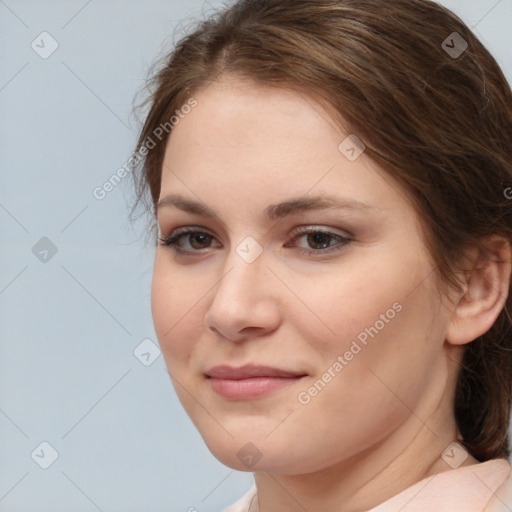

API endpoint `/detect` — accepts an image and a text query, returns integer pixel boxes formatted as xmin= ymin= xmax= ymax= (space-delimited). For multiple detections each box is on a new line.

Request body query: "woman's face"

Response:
xmin=152 ymin=75 xmax=459 ymax=474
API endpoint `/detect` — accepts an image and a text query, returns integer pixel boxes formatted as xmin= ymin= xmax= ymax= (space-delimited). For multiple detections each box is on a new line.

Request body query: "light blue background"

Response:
xmin=1 ymin=1 xmax=511 ymax=511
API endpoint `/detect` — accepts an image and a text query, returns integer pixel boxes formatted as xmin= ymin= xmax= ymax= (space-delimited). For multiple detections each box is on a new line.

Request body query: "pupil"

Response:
xmin=191 ymin=233 xmax=209 ymax=249
xmin=308 ymin=232 xmax=331 ymax=249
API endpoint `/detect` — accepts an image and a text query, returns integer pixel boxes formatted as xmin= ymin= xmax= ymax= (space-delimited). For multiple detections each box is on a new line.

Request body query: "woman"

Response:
xmin=131 ymin=0 xmax=512 ymax=510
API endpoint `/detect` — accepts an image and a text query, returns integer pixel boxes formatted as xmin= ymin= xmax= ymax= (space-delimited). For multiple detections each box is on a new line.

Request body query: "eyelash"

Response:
xmin=158 ymin=226 xmax=353 ymax=257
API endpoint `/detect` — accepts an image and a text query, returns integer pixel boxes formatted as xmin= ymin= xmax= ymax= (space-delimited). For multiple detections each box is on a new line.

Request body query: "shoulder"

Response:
xmin=485 ymin=460 xmax=512 ymax=512
xmin=222 ymin=485 xmax=257 ymax=512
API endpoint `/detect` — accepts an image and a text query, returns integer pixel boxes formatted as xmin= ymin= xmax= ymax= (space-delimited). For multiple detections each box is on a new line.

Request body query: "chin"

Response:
xmin=198 ymin=428 xmax=307 ymax=474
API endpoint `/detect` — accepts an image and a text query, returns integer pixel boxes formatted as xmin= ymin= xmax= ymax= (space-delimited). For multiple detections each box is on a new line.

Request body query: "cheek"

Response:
xmin=151 ymin=255 xmax=203 ymax=366
xmin=282 ymin=258 xmax=409 ymax=357
xmin=289 ymin=252 xmax=443 ymax=398
xmin=285 ymin=278 xmax=445 ymax=463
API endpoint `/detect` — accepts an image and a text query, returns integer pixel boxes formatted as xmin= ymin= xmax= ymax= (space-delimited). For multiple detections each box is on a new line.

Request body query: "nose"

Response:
xmin=204 ymin=246 xmax=281 ymax=342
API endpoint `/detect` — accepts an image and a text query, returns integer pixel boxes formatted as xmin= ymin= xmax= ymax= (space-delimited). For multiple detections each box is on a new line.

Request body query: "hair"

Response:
xmin=131 ymin=0 xmax=512 ymax=461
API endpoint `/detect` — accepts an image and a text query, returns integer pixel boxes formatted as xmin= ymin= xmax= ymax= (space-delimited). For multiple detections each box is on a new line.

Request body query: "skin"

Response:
xmin=151 ymin=74 xmax=510 ymax=511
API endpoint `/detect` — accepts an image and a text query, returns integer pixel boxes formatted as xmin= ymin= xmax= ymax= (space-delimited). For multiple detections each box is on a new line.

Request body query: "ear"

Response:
xmin=446 ymin=235 xmax=511 ymax=346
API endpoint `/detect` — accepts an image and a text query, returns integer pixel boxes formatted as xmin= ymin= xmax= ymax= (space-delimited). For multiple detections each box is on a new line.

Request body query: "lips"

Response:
xmin=205 ymin=364 xmax=307 ymax=379
xmin=205 ymin=364 xmax=307 ymax=400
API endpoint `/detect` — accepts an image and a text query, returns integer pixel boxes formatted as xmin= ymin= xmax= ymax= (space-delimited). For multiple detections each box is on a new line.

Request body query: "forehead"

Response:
xmin=159 ymin=76 xmax=412 ymax=221
xmin=165 ymin=76 xmax=340 ymax=162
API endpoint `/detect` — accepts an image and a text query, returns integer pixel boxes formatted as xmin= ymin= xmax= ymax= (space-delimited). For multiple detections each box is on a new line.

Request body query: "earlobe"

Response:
xmin=446 ymin=236 xmax=511 ymax=346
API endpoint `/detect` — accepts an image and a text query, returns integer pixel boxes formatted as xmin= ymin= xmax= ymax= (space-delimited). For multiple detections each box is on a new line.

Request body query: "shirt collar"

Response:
xmin=369 ymin=459 xmax=510 ymax=512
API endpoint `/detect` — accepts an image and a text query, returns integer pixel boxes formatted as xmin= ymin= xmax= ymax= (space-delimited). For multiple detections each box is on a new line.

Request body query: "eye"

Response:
xmin=158 ymin=227 xmax=220 ymax=253
xmin=286 ymin=227 xmax=352 ymax=256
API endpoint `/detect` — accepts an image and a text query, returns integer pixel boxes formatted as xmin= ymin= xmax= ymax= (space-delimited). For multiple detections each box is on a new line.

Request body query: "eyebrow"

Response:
xmin=156 ymin=194 xmax=379 ymax=221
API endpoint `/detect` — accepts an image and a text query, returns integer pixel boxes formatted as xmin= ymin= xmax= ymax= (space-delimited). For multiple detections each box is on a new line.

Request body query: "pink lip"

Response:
xmin=205 ymin=365 xmax=307 ymax=400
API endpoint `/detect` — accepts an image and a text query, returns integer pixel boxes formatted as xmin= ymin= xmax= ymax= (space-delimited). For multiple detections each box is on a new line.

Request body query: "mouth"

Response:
xmin=205 ymin=364 xmax=308 ymax=400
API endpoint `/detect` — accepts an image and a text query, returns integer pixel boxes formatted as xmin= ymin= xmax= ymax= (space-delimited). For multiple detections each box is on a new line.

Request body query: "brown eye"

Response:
xmin=286 ymin=227 xmax=353 ymax=257
xmin=306 ymin=232 xmax=334 ymax=250
xmin=158 ymin=228 xmax=221 ymax=252
xmin=189 ymin=233 xmax=214 ymax=249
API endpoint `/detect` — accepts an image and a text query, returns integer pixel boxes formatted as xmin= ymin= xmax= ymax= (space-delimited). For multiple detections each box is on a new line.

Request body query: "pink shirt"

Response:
xmin=223 ymin=459 xmax=512 ymax=512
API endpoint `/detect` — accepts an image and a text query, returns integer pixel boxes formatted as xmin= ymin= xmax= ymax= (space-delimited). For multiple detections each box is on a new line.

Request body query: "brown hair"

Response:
xmin=131 ymin=0 xmax=512 ymax=461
